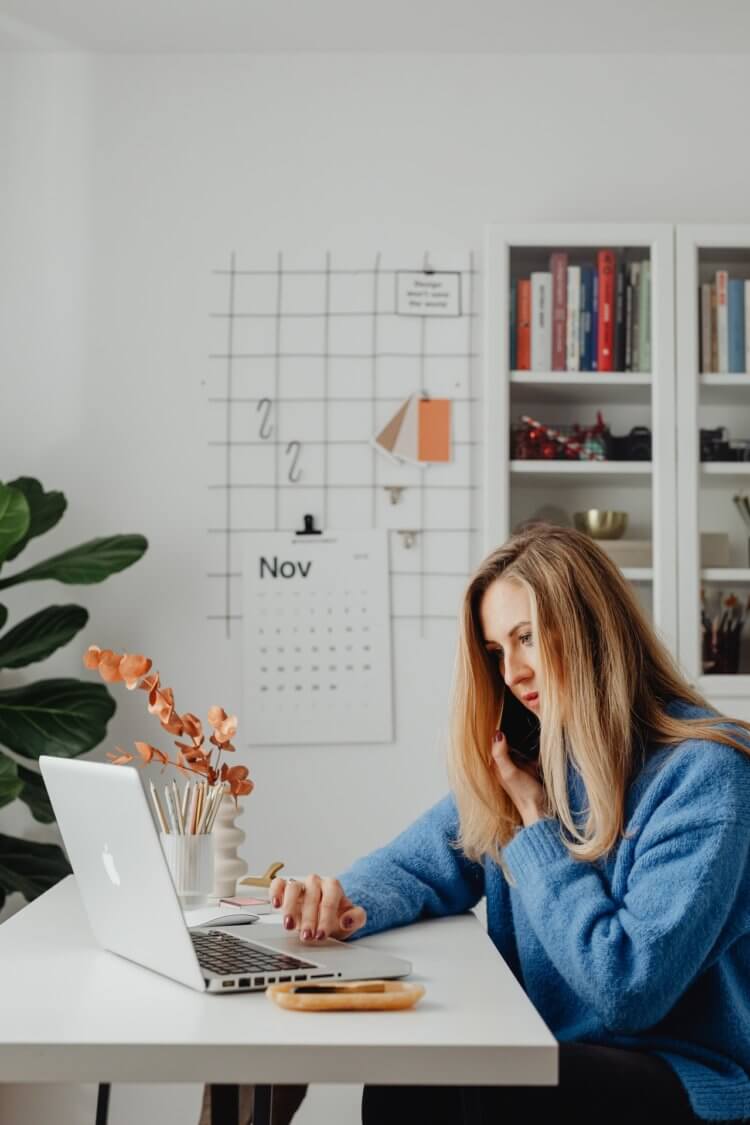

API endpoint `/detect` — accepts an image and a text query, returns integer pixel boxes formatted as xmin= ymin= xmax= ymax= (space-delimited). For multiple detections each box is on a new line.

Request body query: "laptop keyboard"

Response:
xmin=191 ymin=928 xmax=318 ymax=977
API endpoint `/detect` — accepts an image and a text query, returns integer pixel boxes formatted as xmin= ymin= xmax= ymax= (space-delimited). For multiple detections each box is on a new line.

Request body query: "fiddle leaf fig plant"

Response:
xmin=0 ymin=477 xmax=148 ymax=910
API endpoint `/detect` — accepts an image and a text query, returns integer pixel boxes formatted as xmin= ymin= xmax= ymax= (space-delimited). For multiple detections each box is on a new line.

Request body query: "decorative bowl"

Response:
xmin=573 ymin=510 xmax=628 ymax=540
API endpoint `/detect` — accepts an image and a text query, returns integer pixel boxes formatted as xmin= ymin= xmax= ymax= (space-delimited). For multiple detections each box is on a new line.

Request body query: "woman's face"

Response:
xmin=479 ymin=577 xmax=541 ymax=713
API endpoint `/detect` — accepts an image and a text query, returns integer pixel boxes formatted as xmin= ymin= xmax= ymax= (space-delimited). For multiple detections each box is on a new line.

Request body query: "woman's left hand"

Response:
xmin=491 ymin=732 xmax=546 ymax=828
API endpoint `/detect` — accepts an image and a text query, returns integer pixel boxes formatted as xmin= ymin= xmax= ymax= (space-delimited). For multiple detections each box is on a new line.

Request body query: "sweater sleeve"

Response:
xmin=337 ymin=794 xmax=485 ymax=938
xmin=502 ymin=797 xmax=750 ymax=1034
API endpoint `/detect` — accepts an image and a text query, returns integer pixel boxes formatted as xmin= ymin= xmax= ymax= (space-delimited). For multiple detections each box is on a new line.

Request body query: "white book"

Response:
xmin=566 ymin=266 xmax=581 ymax=371
xmin=745 ymin=281 xmax=750 ymax=375
xmin=530 ymin=271 xmax=552 ymax=371
xmin=716 ymin=270 xmax=729 ymax=374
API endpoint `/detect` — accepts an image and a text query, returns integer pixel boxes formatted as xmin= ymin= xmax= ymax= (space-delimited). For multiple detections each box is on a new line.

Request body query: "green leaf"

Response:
xmin=16 ymin=764 xmax=55 ymax=824
xmin=0 ymin=756 xmax=22 ymax=811
xmin=0 ymin=605 xmax=89 ymax=669
xmin=0 ymin=534 xmax=148 ymax=590
xmin=0 ymin=832 xmax=71 ymax=908
xmin=0 ymin=605 xmax=7 ymax=631
xmin=0 ymin=679 xmax=116 ymax=760
xmin=0 ymin=484 xmax=31 ymax=565
xmin=3 ymin=478 xmax=67 ymax=562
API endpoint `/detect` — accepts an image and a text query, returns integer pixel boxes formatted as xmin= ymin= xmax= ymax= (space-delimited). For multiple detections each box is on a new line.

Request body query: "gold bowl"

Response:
xmin=573 ymin=510 xmax=628 ymax=540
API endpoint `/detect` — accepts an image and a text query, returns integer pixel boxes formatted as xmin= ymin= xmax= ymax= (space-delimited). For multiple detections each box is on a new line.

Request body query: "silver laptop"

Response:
xmin=40 ymin=757 xmax=411 ymax=993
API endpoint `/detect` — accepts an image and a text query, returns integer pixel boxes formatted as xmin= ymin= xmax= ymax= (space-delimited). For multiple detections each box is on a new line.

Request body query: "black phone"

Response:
xmin=499 ymin=687 xmax=540 ymax=765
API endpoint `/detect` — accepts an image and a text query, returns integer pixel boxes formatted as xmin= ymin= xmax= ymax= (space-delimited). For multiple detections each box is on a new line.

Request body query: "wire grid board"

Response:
xmin=206 ymin=251 xmax=480 ymax=652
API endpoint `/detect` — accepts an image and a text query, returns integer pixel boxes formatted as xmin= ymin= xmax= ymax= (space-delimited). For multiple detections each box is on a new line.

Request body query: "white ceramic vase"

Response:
xmin=212 ymin=793 xmax=249 ymax=898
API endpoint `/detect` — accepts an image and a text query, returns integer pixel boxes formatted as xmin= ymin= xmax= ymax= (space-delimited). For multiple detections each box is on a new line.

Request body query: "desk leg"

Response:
xmin=210 ymin=1084 xmax=240 ymax=1124
xmin=254 ymin=1084 xmax=273 ymax=1125
xmin=460 ymin=1087 xmax=484 ymax=1125
xmin=95 ymin=1083 xmax=110 ymax=1125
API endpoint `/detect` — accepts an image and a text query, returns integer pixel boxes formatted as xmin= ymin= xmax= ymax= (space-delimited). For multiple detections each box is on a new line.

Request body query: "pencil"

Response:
xmin=163 ymin=784 xmax=178 ymax=834
xmin=149 ymin=780 xmax=169 ymax=834
xmin=188 ymin=782 xmax=199 ymax=834
xmin=171 ymin=779 xmax=184 ymax=834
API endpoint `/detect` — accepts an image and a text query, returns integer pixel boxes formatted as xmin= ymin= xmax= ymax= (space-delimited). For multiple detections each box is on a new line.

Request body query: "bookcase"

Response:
xmin=483 ymin=224 xmax=677 ymax=657
xmin=677 ymin=225 xmax=750 ymax=718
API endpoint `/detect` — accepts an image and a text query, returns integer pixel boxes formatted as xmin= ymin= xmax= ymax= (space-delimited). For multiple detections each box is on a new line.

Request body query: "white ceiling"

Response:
xmin=2 ymin=0 xmax=750 ymax=53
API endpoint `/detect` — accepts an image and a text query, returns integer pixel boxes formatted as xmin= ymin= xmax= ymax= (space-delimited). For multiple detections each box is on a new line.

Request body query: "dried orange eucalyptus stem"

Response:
xmin=83 ymin=646 xmax=254 ymax=802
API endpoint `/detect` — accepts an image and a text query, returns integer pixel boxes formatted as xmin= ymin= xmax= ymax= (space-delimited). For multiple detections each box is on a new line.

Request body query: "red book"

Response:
xmin=516 ymin=279 xmax=531 ymax=370
xmin=550 ymin=253 xmax=568 ymax=370
xmin=596 ymin=250 xmax=616 ymax=371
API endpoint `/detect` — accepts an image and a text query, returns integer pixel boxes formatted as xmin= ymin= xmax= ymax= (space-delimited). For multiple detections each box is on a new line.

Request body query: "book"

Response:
xmin=728 ymin=278 xmax=746 ymax=373
xmin=700 ymin=283 xmax=712 ymax=374
xmin=624 ymin=276 xmax=634 ymax=372
xmin=530 ymin=271 xmax=552 ymax=371
xmin=566 ymin=265 xmax=581 ymax=371
xmin=579 ymin=265 xmax=595 ymax=371
xmin=591 ymin=271 xmax=599 ymax=370
xmin=516 ymin=279 xmax=531 ymax=370
xmin=614 ymin=262 xmax=627 ymax=371
xmin=710 ymin=283 xmax=718 ymax=373
xmin=550 ymin=252 xmax=568 ymax=370
xmin=639 ymin=260 xmax=651 ymax=372
xmin=509 ymin=283 xmax=517 ymax=370
xmin=629 ymin=262 xmax=641 ymax=372
xmin=716 ymin=270 xmax=729 ymax=373
xmin=596 ymin=249 xmax=616 ymax=371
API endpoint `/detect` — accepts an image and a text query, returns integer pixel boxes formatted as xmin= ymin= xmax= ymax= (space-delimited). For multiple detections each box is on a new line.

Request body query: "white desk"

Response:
xmin=0 ymin=877 xmax=557 ymax=1121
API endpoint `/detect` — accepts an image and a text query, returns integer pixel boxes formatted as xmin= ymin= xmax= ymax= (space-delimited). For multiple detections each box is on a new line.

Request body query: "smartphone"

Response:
xmin=499 ymin=686 xmax=540 ymax=765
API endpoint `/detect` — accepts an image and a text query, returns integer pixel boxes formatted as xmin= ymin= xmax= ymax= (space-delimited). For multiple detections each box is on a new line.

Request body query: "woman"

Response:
xmin=271 ymin=523 xmax=750 ymax=1124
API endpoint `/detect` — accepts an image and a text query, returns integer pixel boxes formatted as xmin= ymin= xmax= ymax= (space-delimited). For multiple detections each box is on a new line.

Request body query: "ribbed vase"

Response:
xmin=212 ymin=793 xmax=249 ymax=898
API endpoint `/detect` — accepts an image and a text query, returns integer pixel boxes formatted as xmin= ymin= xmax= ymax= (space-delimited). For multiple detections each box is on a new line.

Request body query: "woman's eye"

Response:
xmin=519 ymin=632 xmax=533 ymax=646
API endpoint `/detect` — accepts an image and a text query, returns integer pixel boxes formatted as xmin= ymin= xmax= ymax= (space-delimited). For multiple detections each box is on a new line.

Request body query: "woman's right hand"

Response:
xmin=269 ymin=875 xmax=367 ymax=943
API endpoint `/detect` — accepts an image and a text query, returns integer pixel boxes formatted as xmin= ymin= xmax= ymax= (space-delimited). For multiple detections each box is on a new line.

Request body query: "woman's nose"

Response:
xmin=505 ymin=654 xmax=531 ymax=687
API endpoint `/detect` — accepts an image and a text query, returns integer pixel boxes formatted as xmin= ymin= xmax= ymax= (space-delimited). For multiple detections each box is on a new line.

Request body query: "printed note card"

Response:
xmin=243 ymin=530 xmax=393 ymax=746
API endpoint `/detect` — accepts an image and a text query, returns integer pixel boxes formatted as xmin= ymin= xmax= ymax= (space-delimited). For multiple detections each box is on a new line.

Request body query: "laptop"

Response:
xmin=39 ymin=756 xmax=411 ymax=993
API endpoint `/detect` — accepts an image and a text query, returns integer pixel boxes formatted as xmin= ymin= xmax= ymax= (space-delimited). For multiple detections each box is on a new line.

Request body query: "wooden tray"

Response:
xmin=266 ymin=979 xmax=425 ymax=1012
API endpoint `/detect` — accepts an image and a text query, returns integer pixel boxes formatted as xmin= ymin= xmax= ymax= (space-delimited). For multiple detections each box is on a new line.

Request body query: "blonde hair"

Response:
xmin=449 ymin=522 xmax=750 ymax=866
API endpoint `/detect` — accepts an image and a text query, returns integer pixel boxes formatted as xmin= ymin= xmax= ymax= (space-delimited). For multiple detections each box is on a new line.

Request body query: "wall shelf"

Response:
xmin=484 ymin=223 xmax=676 ymax=652
xmin=677 ymin=225 xmax=750 ymax=711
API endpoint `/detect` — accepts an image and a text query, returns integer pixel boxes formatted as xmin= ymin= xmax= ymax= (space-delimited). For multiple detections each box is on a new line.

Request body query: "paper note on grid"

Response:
xmin=243 ymin=531 xmax=393 ymax=745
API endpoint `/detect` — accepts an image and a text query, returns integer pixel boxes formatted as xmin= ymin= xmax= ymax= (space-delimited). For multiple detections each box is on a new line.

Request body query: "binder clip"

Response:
xmin=296 ymin=514 xmax=322 ymax=536
xmin=384 ymin=486 xmax=406 ymax=505
xmin=397 ymin=530 xmax=419 ymax=549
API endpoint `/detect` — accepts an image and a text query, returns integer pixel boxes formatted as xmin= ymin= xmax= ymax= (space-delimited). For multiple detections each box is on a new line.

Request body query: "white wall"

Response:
xmin=3 ymin=49 xmax=750 ymax=1125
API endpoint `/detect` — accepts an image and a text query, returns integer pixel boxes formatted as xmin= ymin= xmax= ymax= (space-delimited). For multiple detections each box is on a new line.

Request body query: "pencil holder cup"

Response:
xmin=160 ymin=833 xmax=215 ymax=907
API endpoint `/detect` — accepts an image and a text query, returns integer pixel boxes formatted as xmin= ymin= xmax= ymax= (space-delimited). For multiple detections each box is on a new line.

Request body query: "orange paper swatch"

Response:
xmin=418 ymin=399 xmax=451 ymax=462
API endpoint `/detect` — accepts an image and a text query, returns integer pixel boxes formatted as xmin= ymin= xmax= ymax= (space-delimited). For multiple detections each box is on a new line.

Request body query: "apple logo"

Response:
xmin=101 ymin=844 xmax=121 ymax=886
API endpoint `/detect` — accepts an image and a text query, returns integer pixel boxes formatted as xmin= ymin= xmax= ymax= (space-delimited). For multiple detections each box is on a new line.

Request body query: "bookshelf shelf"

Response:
xmin=701 ymin=568 xmax=750 ymax=582
xmin=677 ymin=225 xmax=750 ymax=710
xmin=485 ymin=222 xmax=676 ymax=652
xmin=701 ymin=463 xmax=750 ymax=476
xmin=622 ymin=568 xmax=653 ymax=582
xmin=510 ymin=460 xmax=651 ymax=482
xmin=698 ymin=674 xmax=750 ymax=701
xmin=510 ymin=372 xmax=652 ymax=405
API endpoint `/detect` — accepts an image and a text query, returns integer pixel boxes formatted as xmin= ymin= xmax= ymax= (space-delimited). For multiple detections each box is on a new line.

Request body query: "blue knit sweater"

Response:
xmin=339 ymin=701 xmax=750 ymax=1121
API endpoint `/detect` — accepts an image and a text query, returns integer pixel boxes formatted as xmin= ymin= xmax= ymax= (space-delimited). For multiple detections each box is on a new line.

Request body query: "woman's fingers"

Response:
xmin=270 ymin=875 xmax=367 ymax=941
xmin=269 ymin=876 xmax=286 ymax=909
xmin=281 ymin=878 xmax=305 ymax=931
xmin=317 ymin=877 xmax=344 ymax=939
xmin=334 ymin=902 xmax=367 ymax=939
xmin=299 ymin=875 xmax=323 ymax=940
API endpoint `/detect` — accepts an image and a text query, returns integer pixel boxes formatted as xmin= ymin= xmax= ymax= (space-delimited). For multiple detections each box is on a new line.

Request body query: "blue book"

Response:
xmin=591 ymin=272 xmax=599 ymax=371
xmin=510 ymin=282 xmax=517 ymax=369
xmin=579 ymin=266 xmax=595 ymax=371
xmin=728 ymin=278 xmax=746 ymax=373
